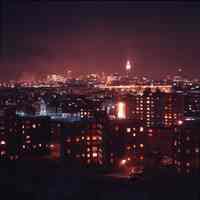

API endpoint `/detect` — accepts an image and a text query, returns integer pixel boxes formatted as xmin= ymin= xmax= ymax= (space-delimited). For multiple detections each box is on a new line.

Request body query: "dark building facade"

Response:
xmin=173 ymin=119 xmax=200 ymax=174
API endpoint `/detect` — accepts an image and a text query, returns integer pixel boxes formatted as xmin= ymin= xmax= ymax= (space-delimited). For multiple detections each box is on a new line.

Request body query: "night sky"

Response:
xmin=1 ymin=2 xmax=200 ymax=81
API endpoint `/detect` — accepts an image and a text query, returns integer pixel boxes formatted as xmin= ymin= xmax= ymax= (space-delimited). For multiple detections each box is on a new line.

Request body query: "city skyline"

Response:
xmin=2 ymin=2 xmax=200 ymax=81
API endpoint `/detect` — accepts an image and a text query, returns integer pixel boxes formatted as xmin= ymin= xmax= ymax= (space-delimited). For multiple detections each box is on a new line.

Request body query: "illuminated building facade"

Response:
xmin=173 ymin=119 xmax=200 ymax=174
xmin=0 ymin=114 xmax=21 ymax=160
xmin=0 ymin=114 xmax=51 ymax=160
xmin=17 ymin=115 xmax=51 ymax=157
xmin=126 ymin=91 xmax=184 ymax=127
xmin=184 ymin=91 xmax=200 ymax=116
xmin=104 ymin=120 xmax=147 ymax=168
xmin=62 ymin=120 xmax=104 ymax=167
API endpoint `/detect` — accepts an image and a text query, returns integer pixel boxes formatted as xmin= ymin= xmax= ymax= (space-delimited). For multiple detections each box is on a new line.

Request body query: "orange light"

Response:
xmin=140 ymin=156 xmax=144 ymax=160
xmin=92 ymin=136 xmax=97 ymax=140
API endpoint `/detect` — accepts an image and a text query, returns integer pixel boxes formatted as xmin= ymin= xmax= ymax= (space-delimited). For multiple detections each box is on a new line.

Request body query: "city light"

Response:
xmin=120 ymin=159 xmax=127 ymax=165
xmin=117 ymin=102 xmax=126 ymax=119
xmin=178 ymin=120 xmax=183 ymax=125
xmin=126 ymin=60 xmax=131 ymax=71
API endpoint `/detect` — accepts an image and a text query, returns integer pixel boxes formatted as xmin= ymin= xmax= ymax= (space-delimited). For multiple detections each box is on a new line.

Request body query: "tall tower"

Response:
xmin=126 ymin=59 xmax=132 ymax=77
xmin=40 ymin=98 xmax=47 ymax=116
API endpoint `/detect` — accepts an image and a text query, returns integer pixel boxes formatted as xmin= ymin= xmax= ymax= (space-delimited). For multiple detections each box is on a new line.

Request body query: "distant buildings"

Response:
xmin=0 ymin=70 xmax=199 ymax=175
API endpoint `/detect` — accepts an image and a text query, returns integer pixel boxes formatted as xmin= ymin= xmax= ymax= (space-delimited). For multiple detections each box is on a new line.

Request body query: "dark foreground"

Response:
xmin=0 ymin=160 xmax=199 ymax=200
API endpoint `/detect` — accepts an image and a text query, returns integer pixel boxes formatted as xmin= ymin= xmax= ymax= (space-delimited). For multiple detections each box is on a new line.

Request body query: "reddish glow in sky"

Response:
xmin=1 ymin=2 xmax=200 ymax=80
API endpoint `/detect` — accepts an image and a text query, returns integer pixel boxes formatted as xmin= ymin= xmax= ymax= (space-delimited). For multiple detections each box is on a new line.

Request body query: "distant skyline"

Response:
xmin=1 ymin=2 xmax=200 ymax=80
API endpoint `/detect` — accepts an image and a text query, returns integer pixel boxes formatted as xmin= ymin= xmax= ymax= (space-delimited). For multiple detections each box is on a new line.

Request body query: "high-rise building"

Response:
xmin=173 ymin=118 xmax=200 ymax=174
xmin=125 ymin=60 xmax=132 ymax=77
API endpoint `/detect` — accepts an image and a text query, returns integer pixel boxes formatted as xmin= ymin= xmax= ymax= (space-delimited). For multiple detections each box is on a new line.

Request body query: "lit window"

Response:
xmin=0 ymin=140 xmax=6 ymax=145
xmin=87 ymin=153 xmax=90 ymax=158
xmin=86 ymin=136 xmax=90 ymax=140
xmin=133 ymin=133 xmax=136 ymax=137
xmin=120 ymin=159 xmax=127 ymax=165
xmin=38 ymin=144 xmax=42 ymax=147
xmin=67 ymin=138 xmax=71 ymax=143
xmin=76 ymin=137 xmax=80 ymax=142
xmin=174 ymin=140 xmax=177 ymax=146
xmin=0 ymin=150 xmax=6 ymax=156
xmin=92 ymin=152 xmax=98 ymax=158
xmin=186 ymin=162 xmax=190 ymax=167
xmin=92 ymin=146 xmax=98 ymax=151
xmin=127 ymin=146 xmax=131 ymax=150
xmin=140 ymin=127 xmax=144 ymax=132
xmin=126 ymin=128 xmax=131 ymax=133
xmin=140 ymin=156 xmax=144 ymax=160
xmin=186 ymin=136 xmax=190 ymax=141
xmin=140 ymin=144 xmax=144 ymax=148
xmin=92 ymin=136 xmax=97 ymax=140
xmin=81 ymin=136 xmax=85 ymax=140
xmin=87 ymin=148 xmax=90 ymax=152
xmin=195 ymin=148 xmax=199 ymax=153
xmin=26 ymin=135 xmax=30 ymax=139
xmin=133 ymin=144 xmax=136 ymax=148
xmin=32 ymin=124 xmax=36 ymax=128
xmin=177 ymin=120 xmax=183 ymax=125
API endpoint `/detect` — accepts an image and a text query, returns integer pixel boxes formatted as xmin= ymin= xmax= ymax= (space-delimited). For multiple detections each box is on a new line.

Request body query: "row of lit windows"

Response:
xmin=67 ymin=150 xmax=102 ymax=159
xmin=66 ymin=135 xmax=102 ymax=143
xmin=126 ymin=144 xmax=144 ymax=150
xmin=176 ymin=148 xmax=199 ymax=154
